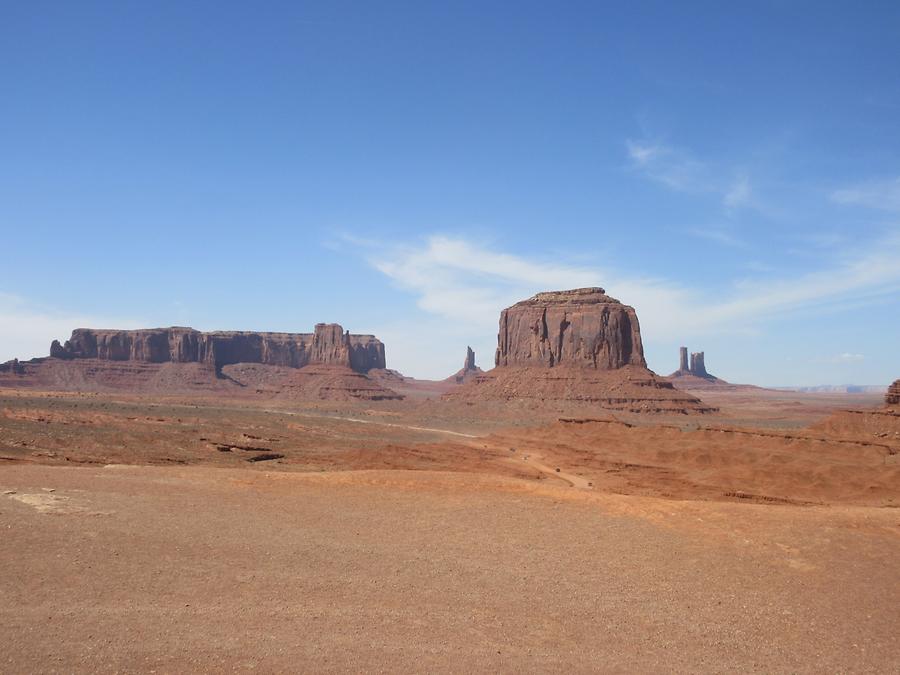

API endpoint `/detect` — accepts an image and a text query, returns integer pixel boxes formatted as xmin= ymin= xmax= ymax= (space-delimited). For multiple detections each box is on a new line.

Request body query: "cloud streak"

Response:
xmin=626 ymin=139 xmax=755 ymax=213
xmin=355 ymin=232 xmax=900 ymax=350
xmin=832 ymin=176 xmax=900 ymax=212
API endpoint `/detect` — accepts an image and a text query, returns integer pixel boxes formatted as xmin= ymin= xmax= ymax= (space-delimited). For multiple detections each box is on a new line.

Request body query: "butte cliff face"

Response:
xmin=495 ymin=288 xmax=646 ymax=370
xmin=49 ymin=323 xmax=385 ymax=373
xmin=886 ymin=380 xmax=900 ymax=407
xmin=449 ymin=288 xmax=715 ymax=414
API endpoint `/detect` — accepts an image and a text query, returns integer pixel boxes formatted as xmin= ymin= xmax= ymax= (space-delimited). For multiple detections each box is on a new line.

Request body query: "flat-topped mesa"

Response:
xmin=48 ymin=324 xmax=386 ymax=373
xmin=886 ymin=379 xmax=900 ymax=407
xmin=495 ymin=287 xmax=646 ymax=370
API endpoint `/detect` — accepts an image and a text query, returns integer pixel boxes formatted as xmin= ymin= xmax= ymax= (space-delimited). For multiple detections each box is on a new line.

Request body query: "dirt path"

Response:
xmin=520 ymin=453 xmax=593 ymax=488
xmin=264 ymin=409 xmax=480 ymax=438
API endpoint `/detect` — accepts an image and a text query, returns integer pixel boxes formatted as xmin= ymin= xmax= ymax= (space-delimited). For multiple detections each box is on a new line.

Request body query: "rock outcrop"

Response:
xmin=887 ymin=380 xmax=900 ymax=407
xmin=464 ymin=346 xmax=476 ymax=372
xmin=0 ymin=358 xmax=23 ymax=375
xmin=495 ymin=288 xmax=646 ymax=370
xmin=679 ymin=347 xmax=689 ymax=373
xmin=689 ymin=352 xmax=708 ymax=378
xmin=445 ymin=346 xmax=484 ymax=384
xmin=449 ymin=288 xmax=715 ymax=414
xmin=48 ymin=324 xmax=385 ymax=373
xmin=669 ymin=347 xmax=720 ymax=381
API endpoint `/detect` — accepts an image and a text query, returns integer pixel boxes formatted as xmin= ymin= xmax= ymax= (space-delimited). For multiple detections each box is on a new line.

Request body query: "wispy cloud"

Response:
xmin=684 ymin=227 xmax=748 ymax=248
xmin=625 ymin=140 xmax=708 ymax=194
xmin=0 ymin=293 xmax=143 ymax=361
xmin=723 ymin=174 xmax=752 ymax=209
xmin=831 ymin=176 xmax=900 ymax=212
xmin=626 ymin=138 xmax=756 ymax=212
xmin=370 ymin=236 xmax=602 ymax=326
xmin=349 ymin=231 xmax=900 ymax=348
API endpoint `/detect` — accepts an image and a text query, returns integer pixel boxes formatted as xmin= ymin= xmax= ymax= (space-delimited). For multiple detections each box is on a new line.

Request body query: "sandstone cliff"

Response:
xmin=49 ymin=323 xmax=385 ymax=373
xmin=495 ymin=288 xmax=646 ymax=370
xmin=886 ymin=380 xmax=900 ymax=407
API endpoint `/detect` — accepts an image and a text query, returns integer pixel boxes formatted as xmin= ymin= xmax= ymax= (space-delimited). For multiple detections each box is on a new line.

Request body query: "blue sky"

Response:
xmin=2 ymin=1 xmax=899 ymax=385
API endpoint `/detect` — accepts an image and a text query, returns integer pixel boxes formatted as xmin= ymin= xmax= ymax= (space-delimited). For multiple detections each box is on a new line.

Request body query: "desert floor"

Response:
xmin=2 ymin=387 xmax=899 ymax=672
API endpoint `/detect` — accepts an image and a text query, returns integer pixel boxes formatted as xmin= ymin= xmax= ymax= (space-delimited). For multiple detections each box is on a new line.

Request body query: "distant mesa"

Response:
xmin=448 ymin=287 xmax=716 ymax=414
xmin=887 ymin=379 xmax=900 ymax=407
xmin=1 ymin=323 xmax=402 ymax=401
xmin=48 ymin=323 xmax=385 ymax=373
xmin=445 ymin=346 xmax=484 ymax=384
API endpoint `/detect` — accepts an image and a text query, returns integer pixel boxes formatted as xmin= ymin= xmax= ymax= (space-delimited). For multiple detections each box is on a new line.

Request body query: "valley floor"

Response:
xmin=1 ymin=387 xmax=899 ymax=672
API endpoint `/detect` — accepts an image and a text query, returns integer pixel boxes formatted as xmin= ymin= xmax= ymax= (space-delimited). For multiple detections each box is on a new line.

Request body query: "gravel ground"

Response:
xmin=2 ymin=464 xmax=898 ymax=673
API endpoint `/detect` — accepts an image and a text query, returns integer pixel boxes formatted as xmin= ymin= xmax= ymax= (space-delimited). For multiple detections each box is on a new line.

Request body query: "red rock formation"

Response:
xmin=669 ymin=347 xmax=723 ymax=383
xmin=15 ymin=323 xmax=398 ymax=400
xmin=495 ymin=288 xmax=646 ymax=370
xmin=886 ymin=380 xmax=900 ymax=406
xmin=47 ymin=324 xmax=386 ymax=373
xmin=689 ymin=352 xmax=708 ymax=378
xmin=464 ymin=346 xmax=476 ymax=372
xmin=450 ymin=288 xmax=715 ymax=414
xmin=679 ymin=347 xmax=689 ymax=373
xmin=0 ymin=358 xmax=23 ymax=375
xmin=445 ymin=346 xmax=484 ymax=384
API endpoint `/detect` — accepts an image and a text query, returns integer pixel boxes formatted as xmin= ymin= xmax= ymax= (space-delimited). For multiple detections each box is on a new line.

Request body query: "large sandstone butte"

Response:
xmin=1 ymin=323 xmax=401 ymax=401
xmin=450 ymin=288 xmax=715 ymax=414
xmin=49 ymin=323 xmax=385 ymax=373
xmin=886 ymin=379 xmax=900 ymax=407
xmin=495 ymin=288 xmax=645 ymax=369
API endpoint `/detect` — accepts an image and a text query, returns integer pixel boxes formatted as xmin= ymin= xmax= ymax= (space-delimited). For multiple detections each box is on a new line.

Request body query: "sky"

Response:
xmin=2 ymin=1 xmax=899 ymax=386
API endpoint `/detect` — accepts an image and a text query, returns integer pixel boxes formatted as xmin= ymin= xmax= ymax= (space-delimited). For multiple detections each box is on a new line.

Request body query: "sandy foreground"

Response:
xmin=2 ymin=462 xmax=898 ymax=673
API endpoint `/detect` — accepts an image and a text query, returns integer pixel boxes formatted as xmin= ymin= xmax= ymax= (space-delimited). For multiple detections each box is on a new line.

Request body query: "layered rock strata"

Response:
xmin=49 ymin=323 xmax=385 ymax=373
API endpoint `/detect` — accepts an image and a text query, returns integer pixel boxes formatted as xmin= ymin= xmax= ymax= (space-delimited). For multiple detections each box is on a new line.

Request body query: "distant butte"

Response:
xmin=886 ymin=379 xmax=900 ymax=407
xmin=668 ymin=346 xmax=725 ymax=383
xmin=445 ymin=346 xmax=484 ymax=384
xmin=448 ymin=287 xmax=716 ymax=414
